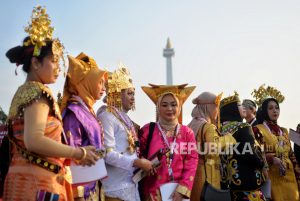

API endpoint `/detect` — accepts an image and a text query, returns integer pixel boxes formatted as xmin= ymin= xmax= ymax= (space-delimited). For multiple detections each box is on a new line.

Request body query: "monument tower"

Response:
xmin=163 ymin=38 xmax=175 ymax=85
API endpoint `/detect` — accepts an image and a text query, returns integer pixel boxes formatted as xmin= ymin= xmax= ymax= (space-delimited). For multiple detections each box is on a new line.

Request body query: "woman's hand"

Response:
xmin=172 ymin=192 xmax=184 ymax=201
xmin=74 ymin=146 xmax=99 ymax=166
xmin=148 ymin=167 xmax=157 ymax=176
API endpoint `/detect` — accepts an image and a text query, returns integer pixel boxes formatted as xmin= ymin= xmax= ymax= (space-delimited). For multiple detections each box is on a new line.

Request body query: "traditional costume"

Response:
xmin=97 ymin=66 xmax=140 ymax=201
xmin=188 ymin=92 xmax=236 ymax=201
xmin=252 ymin=84 xmax=300 ymax=201
xmin=220 ymin=92 xmax=266 ymax=201
xmin=3 ymin=6 xmax=73 ymax=200
xmin=139 ymin=84 xmax=198 ymax=201
xmin=61 ymin=53 xmax=107 ymax=200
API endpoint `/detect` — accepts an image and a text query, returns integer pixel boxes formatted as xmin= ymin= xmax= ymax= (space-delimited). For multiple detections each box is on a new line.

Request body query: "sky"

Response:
xmin=0 ymin=0 xmax=300 ymax=129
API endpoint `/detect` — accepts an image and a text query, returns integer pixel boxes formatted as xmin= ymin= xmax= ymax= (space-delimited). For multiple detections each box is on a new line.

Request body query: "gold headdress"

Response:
xmin=107 ymin=63 xmax=134 ymax=111
xmin=251 ymin=84 xmax=285 ymax=106
xmin=215 ymin=92 xmax=223 ymax=107
xmin=220 ymin=91 xmax=240 ymax=109
xmin=215 ymin=92 xmax=223 ymax=129
xmin=23 ymin=6 xmax=65 ymax=66
xmin=141 ymin=84 xmax=196 ymax=123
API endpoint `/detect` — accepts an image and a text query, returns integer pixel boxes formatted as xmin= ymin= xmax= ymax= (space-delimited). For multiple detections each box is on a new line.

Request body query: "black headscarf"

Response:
xmin=220 ymin=101 xmax=243 ymax=123
xmin=256 ymin=98 xmax=279 ymax=124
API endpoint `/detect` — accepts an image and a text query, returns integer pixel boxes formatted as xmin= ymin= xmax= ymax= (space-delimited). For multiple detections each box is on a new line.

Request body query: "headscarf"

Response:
xmin=188 ymin=92 xmax=217 ymax=135
xmin=157 ymin=93 xmax=180 ymax=126
xmin=60 ymin=52 xmax=106 ymax=114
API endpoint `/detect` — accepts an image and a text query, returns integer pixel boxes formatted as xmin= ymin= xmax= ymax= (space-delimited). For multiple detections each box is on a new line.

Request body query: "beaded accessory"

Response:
xmin=157 ymin=122 xmax=180 ymax=181
xmin=110 ymin=107 xmax=139 ymax=155
xmin=8 ymin=81 xmax=61 ymax=121
xmin=7 ymin=120 xmax=61 ymax=174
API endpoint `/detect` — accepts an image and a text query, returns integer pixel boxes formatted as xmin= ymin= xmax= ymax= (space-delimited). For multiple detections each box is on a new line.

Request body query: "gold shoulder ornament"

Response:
xmin=8 ymin=81 xmax=61 ymax=121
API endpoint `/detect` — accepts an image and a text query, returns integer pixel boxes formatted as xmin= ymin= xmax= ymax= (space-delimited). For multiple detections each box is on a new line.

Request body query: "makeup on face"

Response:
xmin=121 ymin=88 xmax=135 ymax=112
xmin=267 ymin=101 xmax=280 ymax=121
xmin=159 ymin=94 xmax=180 ymax=122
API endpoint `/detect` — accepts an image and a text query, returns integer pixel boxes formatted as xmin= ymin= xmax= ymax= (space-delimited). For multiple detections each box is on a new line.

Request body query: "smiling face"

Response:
xmin=121 ymin=88 xmax=135 ymax=112
xmin=32 ymin=54 xmax=61 ymax=84
xmin=267 ymin=100 xmax=280 ymax=121
xmin=158 ymin=94 xmax=180 ymax=122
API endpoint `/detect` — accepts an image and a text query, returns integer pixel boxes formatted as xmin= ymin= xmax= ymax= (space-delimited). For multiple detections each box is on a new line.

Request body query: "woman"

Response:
xmin=140 ymin=84 xmax=198 ymax=201
xmin=3 ymin=6 xmax=98 ymax=201
xmin=188 ymin=92 xmax=236 ymax=201
xmin=252 ymin=85 xmax=300 ymax=201
xmin=61 ymin=52 xmax=107 ymax=200
xmin=220 ymin=92 xmax=266 ymax=201
xmin=97 ymin=67 xmax=152 ymax=201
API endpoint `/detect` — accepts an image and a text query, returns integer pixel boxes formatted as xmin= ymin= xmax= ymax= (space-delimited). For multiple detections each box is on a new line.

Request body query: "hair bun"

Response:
xmin=6 ymin=46 xmax=25 ymax=65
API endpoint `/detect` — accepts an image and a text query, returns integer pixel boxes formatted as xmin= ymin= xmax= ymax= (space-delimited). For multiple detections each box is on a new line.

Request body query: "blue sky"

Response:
xmin=1 ymin=0 xmax=300 ymax=129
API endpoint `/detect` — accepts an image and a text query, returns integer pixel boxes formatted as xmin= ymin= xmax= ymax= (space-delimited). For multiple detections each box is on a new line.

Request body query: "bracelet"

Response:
xmin=79 ymin=147 xmax=87 ymax=160
xmin=76 ymin=186 xmax=84 ymax=198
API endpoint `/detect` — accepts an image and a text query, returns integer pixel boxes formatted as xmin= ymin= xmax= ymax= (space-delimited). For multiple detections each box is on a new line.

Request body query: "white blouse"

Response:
xmin=97 ymin=107 xmax=140 ymax=201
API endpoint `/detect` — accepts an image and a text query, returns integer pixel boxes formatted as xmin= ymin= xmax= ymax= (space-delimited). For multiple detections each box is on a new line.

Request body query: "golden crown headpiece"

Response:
xmin=141 ymin=84 xmax=196 ymax=124
xmin=251 ymin=84 xmax=285 ymax=106
xmin=23 ymin=6 xmax=65 ymax=66
xmin=220 ymin=91 xmax=240 ymax=108
xmin=107 ymin=64 xmax=134 ymax=111
xmin=141 ymin=84 xmax=195 ymax=105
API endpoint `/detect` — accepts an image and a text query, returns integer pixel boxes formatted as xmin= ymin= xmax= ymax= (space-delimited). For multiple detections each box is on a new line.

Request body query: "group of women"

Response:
xmin=189 ymin=90 xmax=300 ymax=201
xmin=1 ymin=5 xmax=300 ymax=201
